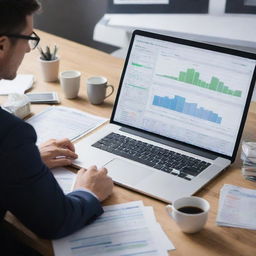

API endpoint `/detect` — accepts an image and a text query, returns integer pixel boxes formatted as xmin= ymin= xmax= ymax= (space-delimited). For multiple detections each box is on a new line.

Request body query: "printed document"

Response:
xmin=26 ymin=106 xmax=108 ymax=145
xmin=51 ymin=167 xmax=76 ymax=194
xmin=216 ymin=184 xmax=256 ymax=230
xmin=0 ymin=74 xmax=34 ymax=95
xmin=53 ymin=201 xmax=174 ymax=256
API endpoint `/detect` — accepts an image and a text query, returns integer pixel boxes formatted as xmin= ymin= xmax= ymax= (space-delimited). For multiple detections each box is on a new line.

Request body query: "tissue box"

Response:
xmin=2 ymin=93 xmax=31 ymax=119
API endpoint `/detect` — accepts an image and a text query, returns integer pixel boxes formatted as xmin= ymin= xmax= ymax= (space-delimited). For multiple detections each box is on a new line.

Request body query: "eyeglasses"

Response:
xmin=2 ymin=31 xmax=40 ymax=50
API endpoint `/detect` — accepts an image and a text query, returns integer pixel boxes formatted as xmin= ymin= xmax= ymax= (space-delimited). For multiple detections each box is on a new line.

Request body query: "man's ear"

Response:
xmin=0 ymin=36 xmax=10 ymax=57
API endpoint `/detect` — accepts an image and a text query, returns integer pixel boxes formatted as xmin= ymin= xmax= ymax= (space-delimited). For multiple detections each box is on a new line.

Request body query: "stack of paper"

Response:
xmin=216 ymin=184 xmax=256 ymax=230
xmin=241 ymin=142 xmax=256 ymax=182
xmin=0 ymin=74 xmax=34 ymax=95
xmin=53 ymin=201 xmax=175 ymax=256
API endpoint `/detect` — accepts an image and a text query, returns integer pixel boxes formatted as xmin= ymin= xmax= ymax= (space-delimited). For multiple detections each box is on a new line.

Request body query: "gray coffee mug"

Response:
xmin=87 ymin=76 xmax=114 ymax=105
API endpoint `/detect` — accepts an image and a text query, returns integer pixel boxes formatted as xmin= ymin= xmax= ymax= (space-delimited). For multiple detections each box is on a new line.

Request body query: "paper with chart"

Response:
xmin=0 ymin=74 xmax=34 ymax=95
xmin=26 ymin=106 xmax=108 ymax=145
xmin=51 ymin=167 xmax=76 ymax=194
xmin=216 ymin=184 xmax=256 ymax=230
xmin=53 ymin=201 xmax=175 ymax=256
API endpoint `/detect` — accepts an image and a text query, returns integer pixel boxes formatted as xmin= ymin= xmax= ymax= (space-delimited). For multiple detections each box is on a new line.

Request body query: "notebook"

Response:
xmin=73 ymin=30 xmax=256 ymax=203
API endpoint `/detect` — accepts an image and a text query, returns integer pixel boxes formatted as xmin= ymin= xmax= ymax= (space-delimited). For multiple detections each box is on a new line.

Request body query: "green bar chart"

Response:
xmin=156 ymin=68 xmax=242 ymax=97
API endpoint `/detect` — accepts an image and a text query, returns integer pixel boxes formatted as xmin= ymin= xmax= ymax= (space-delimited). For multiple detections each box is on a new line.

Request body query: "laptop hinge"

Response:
xmin=120 ymin=127 xmax=218 ymax=160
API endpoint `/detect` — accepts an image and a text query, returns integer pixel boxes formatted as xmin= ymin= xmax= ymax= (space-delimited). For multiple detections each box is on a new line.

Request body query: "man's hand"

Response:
xmin=74 ymin=166 xmax=114 ymax=202
xmin=39 ymin=138 xmax=78 ymax=169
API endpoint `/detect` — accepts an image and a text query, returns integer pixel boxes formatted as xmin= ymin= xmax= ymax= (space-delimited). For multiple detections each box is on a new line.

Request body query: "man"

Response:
xmin=0 ymin=0 xmax=113 ymax=253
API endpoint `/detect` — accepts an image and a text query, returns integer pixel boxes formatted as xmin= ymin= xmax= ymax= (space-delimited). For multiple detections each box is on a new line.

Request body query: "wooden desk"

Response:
xmin=1 ymin=30 xmax=256 ymax=256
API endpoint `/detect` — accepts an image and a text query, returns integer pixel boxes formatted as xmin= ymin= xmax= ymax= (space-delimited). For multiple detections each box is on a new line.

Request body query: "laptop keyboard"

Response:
xmin=92 ymin=133 xmax=211 ymax=181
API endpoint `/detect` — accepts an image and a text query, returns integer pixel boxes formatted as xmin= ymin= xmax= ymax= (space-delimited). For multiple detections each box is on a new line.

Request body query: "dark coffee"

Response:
xmin=177 ymin=206 xmax=204 ymax=214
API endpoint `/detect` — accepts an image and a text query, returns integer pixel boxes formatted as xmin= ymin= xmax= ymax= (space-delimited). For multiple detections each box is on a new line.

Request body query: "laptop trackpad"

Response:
xmin=104 ymin=158 xmax=154 ymax=186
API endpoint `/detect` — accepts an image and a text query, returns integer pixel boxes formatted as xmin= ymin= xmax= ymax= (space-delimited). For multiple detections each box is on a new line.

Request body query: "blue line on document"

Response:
xmin=71 ymin=239 xmax=149 ymax=252
xmin=96 ymin=213 xmax=143 ymax=223
xmin=104 ymin=240 xmax=147 ymax=248
xmin=71 ymin=241 xmax=112 ymax=250
xmin=70 ymin=228 xmax=147 ymax=243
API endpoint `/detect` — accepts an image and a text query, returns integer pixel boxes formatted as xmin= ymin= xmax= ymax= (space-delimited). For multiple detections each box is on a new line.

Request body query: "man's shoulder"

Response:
xmin=0 ymin=106 xmax=25 ymax=125
xmin=0 ymin=107 xmax=36 ymax=143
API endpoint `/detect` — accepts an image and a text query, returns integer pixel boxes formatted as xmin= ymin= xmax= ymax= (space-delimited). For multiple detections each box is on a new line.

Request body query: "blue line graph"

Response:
xmin=153 ymin=95 xmax=222 ymax=124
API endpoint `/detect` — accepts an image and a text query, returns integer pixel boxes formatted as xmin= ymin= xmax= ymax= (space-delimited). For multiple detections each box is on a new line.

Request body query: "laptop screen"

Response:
xmin=113 ymin=32 xmax=256 ymax=158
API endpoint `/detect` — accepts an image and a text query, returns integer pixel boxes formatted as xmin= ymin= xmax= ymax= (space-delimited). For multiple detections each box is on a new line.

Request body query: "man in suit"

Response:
xmin=0 ymin=0 xmax=113 ymax=254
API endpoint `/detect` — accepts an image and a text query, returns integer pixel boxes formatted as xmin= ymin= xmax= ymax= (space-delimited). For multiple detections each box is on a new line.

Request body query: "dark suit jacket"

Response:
xmin=0 ymin=107 xmax=103 ymax=239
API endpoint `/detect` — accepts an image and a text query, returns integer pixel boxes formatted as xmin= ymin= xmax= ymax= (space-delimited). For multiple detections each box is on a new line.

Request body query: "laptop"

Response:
xmin=73 ymin=30 xmax=256 ymax=203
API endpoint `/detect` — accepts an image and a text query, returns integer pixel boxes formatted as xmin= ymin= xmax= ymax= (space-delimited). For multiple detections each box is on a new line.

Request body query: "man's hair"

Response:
xmin=0 ymin=0 xmax=40 ymax=35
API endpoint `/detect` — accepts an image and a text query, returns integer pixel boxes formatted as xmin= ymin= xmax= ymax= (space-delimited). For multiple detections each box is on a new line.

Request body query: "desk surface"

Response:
xmin=1 ymin=30 xmax=256 ymax=256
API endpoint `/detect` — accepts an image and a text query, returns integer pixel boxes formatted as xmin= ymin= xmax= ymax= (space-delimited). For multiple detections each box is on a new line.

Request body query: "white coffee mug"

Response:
xmin=60 ymin=70 xmax=81 ymax=99
xmin=87 ymin=76 xmax=114 ymax=105
xmin=166 ymin=196 xmax=210 ymax=233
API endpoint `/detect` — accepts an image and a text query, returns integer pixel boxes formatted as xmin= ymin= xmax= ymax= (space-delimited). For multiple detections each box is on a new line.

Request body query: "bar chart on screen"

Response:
xmin=152 ymin=94 xmax=223 ymax=124
xmin=156 ymin=68 xmax=242 ymax=98
xmin=149 ymin=82 xmax=240 ymax=130
xmin=146 ymin=83 xmax=243 ymax=155
xmin=153 ymin=52 xmax=250 ymax=105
